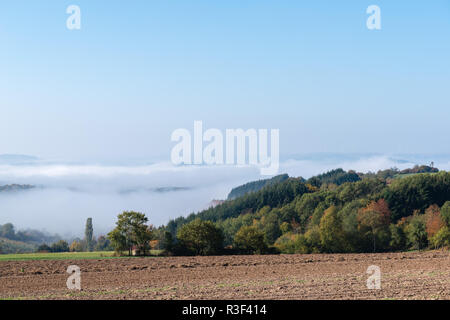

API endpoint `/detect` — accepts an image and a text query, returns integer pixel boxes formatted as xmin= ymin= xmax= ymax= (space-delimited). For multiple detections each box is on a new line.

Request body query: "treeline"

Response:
xmin=0 ymin=223 xmax=62 ymax=253
xmin=149 ymin=168 xmax=450 ymax=255
xmin=0 ymin=223 xmax=60 ymax=244
xmin=227 ymin=174 xmax=289 ymax=200
xmin=0 ymin=184 xmax=34 ymax=192
xmin=0 ymin=219 xmax=113 ymax=254
xmin=166 ymin=177 xmax=309 ymax=235
xmin=0 ymin=238 xmax=36 ymax=254
xmin=36 ymin=218 xmax=112 ymax=253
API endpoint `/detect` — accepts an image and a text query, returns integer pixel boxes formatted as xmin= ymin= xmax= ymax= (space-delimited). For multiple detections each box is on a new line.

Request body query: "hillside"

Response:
xmin=0 ymin=223 xmax=61 ymax=254
xmin=0 ymin=238 xmax=36 ymax=254
xmin=163 ymin=167 xmax=450 ymax=254
xmin=227 ymin=174 xmax=290 ymax=200
xmin=0 ymin=184 xmax=35 ymax=193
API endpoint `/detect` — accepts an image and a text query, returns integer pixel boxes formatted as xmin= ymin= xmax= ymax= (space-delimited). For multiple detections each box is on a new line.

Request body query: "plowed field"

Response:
xmin=0 ymin=251 xmax=449 ymax=300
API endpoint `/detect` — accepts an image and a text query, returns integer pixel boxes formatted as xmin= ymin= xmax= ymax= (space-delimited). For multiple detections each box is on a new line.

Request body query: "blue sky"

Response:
xmin=1 ymin=1 xmax=450 ymax=162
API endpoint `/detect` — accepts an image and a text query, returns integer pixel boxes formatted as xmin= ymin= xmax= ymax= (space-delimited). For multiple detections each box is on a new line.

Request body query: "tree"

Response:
xmin=37 ymin=243 xmax=52 ymax=252
xmin=176 ymin=219 xmax=223 ymax=255
xmin=261 ymin=211 xmax=281 ymax=245
xmin=161 ymin=231 xmax=174 ymax=253
xmin=70 ymin=240 xmax=83 ymax=252
xmin=357 ymin=200 xmax=391 ymax=252
xmin=85 ymin=218 xmax=94 ymax=252
xmin=389 ymin=224 xmax=406 ymax=251
xmin=107 ymin=211 xmax=153 ymax=256
xmin=406 ymin=216 xmax=428 ymax=250
xmin=305 ymin=226 xmax=322 ymax=253
xmin=424 ymin=205 xmax=444 ymax=239
xmin=51 ymin=240 xmax=69 ymax=252
xmin=429 ymin=226 xmax=450 ymax=249
xmin=319 ymin=206 xmax=345 ymax=253
xmin=383 ymin=172 xmax=450 ymax=221
xmin=0 ymin=223 xmax=15 ymax=239
xmin=441 ymin=201 xmax=450 ymax=226
xmin=233 ymin=226 xmax=268 ymax=254
xmin=95 ymin=235 xmax=111 ymax=251
xmin=108 ymin=228 xmax=128 ymax=254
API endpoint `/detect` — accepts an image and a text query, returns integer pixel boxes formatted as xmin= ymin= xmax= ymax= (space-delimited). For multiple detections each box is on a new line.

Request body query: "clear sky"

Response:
xmin=1 ymin=0 xmax=449 ymax=162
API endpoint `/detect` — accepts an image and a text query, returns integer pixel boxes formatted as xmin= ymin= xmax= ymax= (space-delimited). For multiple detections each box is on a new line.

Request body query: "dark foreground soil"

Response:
xmin=0 ymin=251 xmax=449 ymax=300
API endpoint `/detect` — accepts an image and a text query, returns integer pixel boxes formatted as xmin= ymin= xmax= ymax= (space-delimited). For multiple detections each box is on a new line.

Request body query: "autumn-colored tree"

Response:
xmin=357 ymin=199 xmax=391 ymax=252
xmin=362 ymin=199 xmax=391 ymax=224
xmin=424 ymin=205 xmax=444 ymax=239
xmin=69 ymin=240 xmax=83 ymax=252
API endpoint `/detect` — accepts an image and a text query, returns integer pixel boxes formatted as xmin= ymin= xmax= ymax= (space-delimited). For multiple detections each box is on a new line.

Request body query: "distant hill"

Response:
xmin=400 ymin=165 xmax=438 ymax=174
xmin=306 ymin=168 xmax=361 ymax=187
xmin=227 ymin=174 xmax=290 ymax=200
xmin=0 ymin=184 xmax=35 ymax=193
xmin=0 ymin=238 xmax=36 ymax=254
xmin=119 ymin=186 xmax=191 ymax=195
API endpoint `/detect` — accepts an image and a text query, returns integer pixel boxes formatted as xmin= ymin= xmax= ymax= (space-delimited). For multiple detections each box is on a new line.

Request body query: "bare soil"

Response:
xmin=0 ymin=251 xmax=449 ymax=300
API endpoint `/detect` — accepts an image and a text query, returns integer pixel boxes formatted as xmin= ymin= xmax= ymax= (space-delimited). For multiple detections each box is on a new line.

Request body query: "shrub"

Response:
xmin=50 ymin=240 xmax=69 ymax=252
xmin=177 ymin=219 xmax=224 ymax=255
xmin=233 ymin=226 xmax=268 ymax=254
xmin=429 ymin=226 xmax=450 ymax=249
xmin=441 ymin=201 xmax=450 ymax=226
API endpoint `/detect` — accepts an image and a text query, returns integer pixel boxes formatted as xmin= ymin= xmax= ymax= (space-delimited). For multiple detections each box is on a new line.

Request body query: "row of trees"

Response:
xmin=274 ymin=200 xmax=450 ymax=254
xmin=37 ymin=218 xmax=112 ymax=253
xmin=0 ymin=223 xmax=60 ymax=244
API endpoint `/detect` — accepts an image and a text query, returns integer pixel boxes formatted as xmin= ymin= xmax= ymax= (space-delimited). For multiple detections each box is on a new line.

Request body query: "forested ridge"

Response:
xmin=160 ymin=166 xmax=450 ymax=255
xmin=227 ymin=174 xmax=289 ymax=200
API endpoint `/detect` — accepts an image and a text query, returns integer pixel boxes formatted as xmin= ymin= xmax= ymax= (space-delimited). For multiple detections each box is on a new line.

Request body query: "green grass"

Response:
xmin=0 ymin=250 xmax=163 ymax=261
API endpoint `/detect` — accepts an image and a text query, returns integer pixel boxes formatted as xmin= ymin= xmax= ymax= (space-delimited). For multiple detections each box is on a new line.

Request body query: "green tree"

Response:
xmin=319 ymin=206 xmax=345 ymax=253
xmin=161 ymin=231 xmax=174 ymax=253
xmin=177 ymin=219 xmax=223 ymax=255
xmin=107 ymin=211 xmax=153 ymax=256
xmin=85 ymin=218 xmax=94 ymax=252
xmin=233 ymin=226 xmax=268 ymax=254
xmin=389 ymin=224 xmax=406 ymax=251
xmin=37 ymin=243 xmax=51 ymax=252
xmin=441 ymin=201 xmax=450 ymax=226
xmin=261 ymin=211 xmax=281 ymax=245
xmin=406 ymin=216 xmax=428 ymax=250
xmin=94 ymin=235 xmax=111 ymax=251
xmin=51 ymin=240 xmax=69 ymax=252
xmin=429 ymin=226 xmax=450 ymax=248
xmin=305 ymin=226 xmax=322 ymax=253
xmin=108 ymin=228 xmax=128 ymax=254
